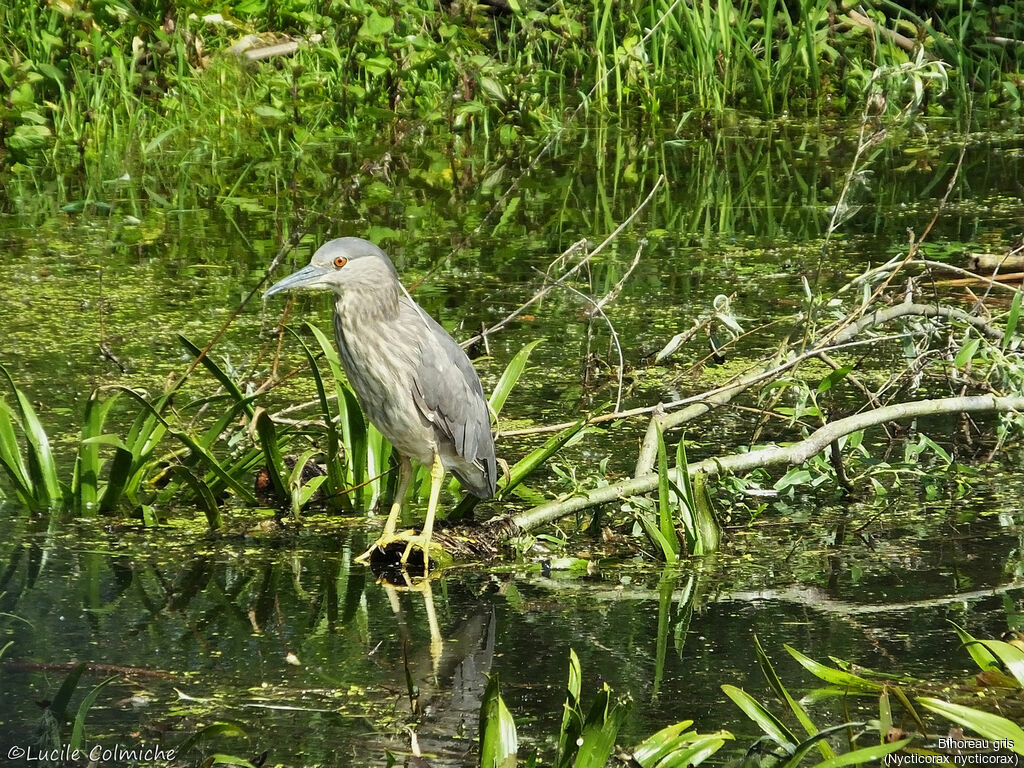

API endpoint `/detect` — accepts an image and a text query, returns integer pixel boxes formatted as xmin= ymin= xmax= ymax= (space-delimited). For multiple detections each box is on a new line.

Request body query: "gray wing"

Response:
xmin=402 ymin=299 xmax=497 ymax=498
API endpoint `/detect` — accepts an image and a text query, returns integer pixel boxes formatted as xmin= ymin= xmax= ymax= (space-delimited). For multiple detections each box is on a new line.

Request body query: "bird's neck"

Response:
xmin=334 ymin=280 xmax=402 ymax=327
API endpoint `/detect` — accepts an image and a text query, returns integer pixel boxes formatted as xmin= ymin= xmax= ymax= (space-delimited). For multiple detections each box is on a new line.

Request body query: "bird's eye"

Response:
xmin=333 ymin=256 xmax=348 ymax=269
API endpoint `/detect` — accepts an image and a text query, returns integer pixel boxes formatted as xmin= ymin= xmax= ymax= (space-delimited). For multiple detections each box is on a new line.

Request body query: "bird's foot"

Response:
xmin=355 ymin=529 xmax=439 ymax=573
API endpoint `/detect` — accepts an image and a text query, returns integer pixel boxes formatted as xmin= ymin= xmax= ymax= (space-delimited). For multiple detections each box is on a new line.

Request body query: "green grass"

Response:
xmin=1 ymin=0 xmax=1020 ymax=201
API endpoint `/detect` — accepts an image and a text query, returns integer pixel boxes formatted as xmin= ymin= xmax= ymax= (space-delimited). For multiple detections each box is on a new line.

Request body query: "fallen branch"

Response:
xmin=505 ymin=394 xmax=1024 ymax=535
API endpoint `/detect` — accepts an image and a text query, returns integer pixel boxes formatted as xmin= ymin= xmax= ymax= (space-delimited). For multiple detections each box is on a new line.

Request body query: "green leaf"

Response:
xmin=48 ymin=663 xmax=87 ymax=720
xmin=174 ymin=722 xmax=249 ymax=756
xmin=70 ymin=676 xmax=118 ymax=751
xmin=179 ymin=336 xmax=254 ymax=419
xmin=501 ymin=422 xmax=585 ymax=497
xmin=805 ymin=739 xmax=910 ymax=768
xmin=656 ymin=429 xmax=679 ymax=561
xmin=721 ymin=685 xmax=796 ymax=751
xmin=917 ymin=698 xmax=1024 ymax=754
xmin=167 ymin=466 xmax=222 ymax=530
xmin=254 ymin=408 xmax=289 ymax=510
xmin=479 ymin=675 xmax=518 ymax=768
xmin=1002 ymin=290 xmax=1021 ymax=349
xmin=253 ymin=104 xmax=286 ymax=120
xmin=753 ymin=636 xmax=835 ymax=760
xmin=488 ymin=339 xmax=542 ymax=417
xmin=785 ymin=645 xmax=881 ymax=692
xmin=358 ymin=11 xmax=395 ymax=40
xmin=0 ymin=364 xmax=61 ymax=507
xmin=816 ymin=366 xmax=853 ymax=394
xmin=954 ymin=337 xmax=981 ymax=369
xmin=950 ymin=621 xmax=1001 ymax=674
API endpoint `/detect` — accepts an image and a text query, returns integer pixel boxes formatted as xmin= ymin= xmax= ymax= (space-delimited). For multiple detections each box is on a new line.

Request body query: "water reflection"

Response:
xmin=0 ymin=505 xmax=1021 ymax=765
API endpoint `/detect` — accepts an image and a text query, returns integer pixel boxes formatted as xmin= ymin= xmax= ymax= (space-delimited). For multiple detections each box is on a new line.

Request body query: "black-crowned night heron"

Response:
xmin=264 ymin=237 xmax=497 ymax=570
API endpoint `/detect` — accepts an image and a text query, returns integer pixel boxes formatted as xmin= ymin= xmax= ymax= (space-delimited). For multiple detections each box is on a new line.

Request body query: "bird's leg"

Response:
xmin=381 ymin=455 xmax=415 ymax=539
xmin=355 ymin=455 xmax=415 ymax=563
xmin=400 ymin=451 xmax=444 ymax=571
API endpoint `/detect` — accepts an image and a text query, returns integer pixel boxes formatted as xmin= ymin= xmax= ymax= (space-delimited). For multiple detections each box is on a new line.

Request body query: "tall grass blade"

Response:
xmin=488 ymin=339 xmax=542 ymax=417
xmin=167 ymin=465 xmax=222 ymax=529
xmin=501 ymin=421 xmax=586 ymax=498
xmin=0 ymin=364 xmax=61 ymax=507
xmin=556 ymin=649 xmax=583 ymax=764
xmin=721 ymin=684 xmax=797 ymax=751
xmin=1002 ymin=290 xmax=1021 ymax=349
xmin=631 ymin=723 xmax=730 ymax=767
xmin=69 ymin=675 xmax=117 ymax=751
xmin=0 ymin=399 xmax=35 ymax=505
xmin=253 ymin=407 xmax=289 ymax=509
xmin=655 ymin=428 xmax=679 ymax=559
xmin=289 ymin=448 xmax=326 ymax=516
xmin=574 ymin=685 xmax=628 ymax=767
xmin=178 ymin=335 xmax=255 ymax=419
xmin=308 ymin=323 xmax=377 ymax=504
xmin=753 ymin=635 xmax=835 ymax=760
xmin=71 ymin=390 xmax=120 ymax=514
xmin=287 ymin=325 xmax=345 ymax=511
xmin=113 ymin=386 xmax=257 ymax=504
xmin=803 ymin=740 xmax=911 ymax=768
xmin=784 ymin=645 xmax=881 ymax=692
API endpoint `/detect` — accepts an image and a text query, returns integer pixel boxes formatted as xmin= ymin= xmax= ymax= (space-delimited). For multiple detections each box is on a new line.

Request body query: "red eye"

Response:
xmin=333 ymin=256 xmax=348 ymax=268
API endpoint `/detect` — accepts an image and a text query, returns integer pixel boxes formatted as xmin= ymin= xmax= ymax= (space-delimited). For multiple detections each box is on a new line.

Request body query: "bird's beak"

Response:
xmin=264 ymin=264 xmax=331 ymax=299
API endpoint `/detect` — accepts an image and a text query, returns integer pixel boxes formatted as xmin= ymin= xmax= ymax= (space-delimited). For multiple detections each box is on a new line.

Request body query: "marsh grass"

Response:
xmin=2 ymin=0 xmax=1020 ymax=200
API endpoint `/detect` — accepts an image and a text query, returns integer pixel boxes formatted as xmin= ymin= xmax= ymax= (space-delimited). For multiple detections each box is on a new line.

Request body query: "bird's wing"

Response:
xmin=401 ymin=300 xmax=496 ymax=495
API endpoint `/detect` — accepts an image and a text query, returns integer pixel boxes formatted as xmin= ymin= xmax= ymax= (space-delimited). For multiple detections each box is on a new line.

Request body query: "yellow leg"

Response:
xmin=355 ymin=455 xmax=414 ymax=563
xmin=381 ymin=455 xmax=414 ymax=538
xmin=400 ymin=451 xmax=445 ymax=571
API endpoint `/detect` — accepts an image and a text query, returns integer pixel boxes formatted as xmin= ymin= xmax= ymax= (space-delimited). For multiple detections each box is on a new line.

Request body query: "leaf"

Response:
xmin=784 ymin=645 xmax=881 ymax=692
xmin=48 ymin=663 xmax=87 ymax=721
xmin=953 ymin=337 xmax=981 ymax=369
xmin=254 ymin=408 xmax=289 ymax=509
xmin=0 ymin=364 xmax=61 ymax=507
xmin=816 ymin=366 xmax=854 ymax=394
xmin=500 ymin=422 xmax=586 ymax=497
xmin=479 ymin=675 xmax=518 ymax=768
xmin=174 ymin=722 xmax=249 ymax=756
xmin=753 ymin=636 xmax=835 ymax=760
xmin=721 ymin=685 xmax=796 ymax=751
xmin=253 ymin=104 xmax=286 ymax=120
xmin=488 ymin=339 xmax=542 ymax=417
xmin=179 ymin=336 xmax=254 ymax=419
xmin=950 ymin=621 xmax=1001 ymax=674
xmin=1001 ymin=290 xmax=1021 ymax=349
xmin=358 ymin=10 xmax=395 ymax=40
xmin=656 ymin=429 xmax=679 ymax=561
xmin=917 ymin=698 xmax=1024 ymax=754
xmin=70 ymin=676 xmax=118 ymax=750
xmin=805 ymin=739 xmax=910 ymax=768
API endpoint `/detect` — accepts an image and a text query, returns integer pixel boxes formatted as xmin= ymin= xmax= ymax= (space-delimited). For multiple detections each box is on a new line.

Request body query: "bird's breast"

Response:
xmin=333 ymin=310 xmax=436 ymax=464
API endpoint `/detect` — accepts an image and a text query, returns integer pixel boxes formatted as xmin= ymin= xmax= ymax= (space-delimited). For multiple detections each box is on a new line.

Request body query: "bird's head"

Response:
xmin=264 ymin=237 xmax=400 ymax=299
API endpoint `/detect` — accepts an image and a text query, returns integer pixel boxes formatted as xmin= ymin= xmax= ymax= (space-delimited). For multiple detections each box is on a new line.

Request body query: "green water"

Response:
xmin=1 ymin=119 xmax=1023 ymax=765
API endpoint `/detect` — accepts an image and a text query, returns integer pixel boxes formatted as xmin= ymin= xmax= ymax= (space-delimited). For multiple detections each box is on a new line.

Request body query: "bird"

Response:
xmin=264 ymin=237 xmax=497 ymax=570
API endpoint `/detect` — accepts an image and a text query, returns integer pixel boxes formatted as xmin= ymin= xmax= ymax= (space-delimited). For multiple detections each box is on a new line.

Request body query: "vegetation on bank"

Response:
xmin=1 ymin=0 xmax=1022 ymax=190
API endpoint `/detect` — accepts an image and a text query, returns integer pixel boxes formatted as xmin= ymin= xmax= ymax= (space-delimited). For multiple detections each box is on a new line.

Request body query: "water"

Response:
xmin=1 ymin=118 xmax=1023 ymax=765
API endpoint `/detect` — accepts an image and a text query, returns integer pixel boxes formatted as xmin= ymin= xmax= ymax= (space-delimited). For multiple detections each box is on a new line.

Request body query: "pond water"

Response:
xmin=1 ymin=118 xmax=1023 ymax=765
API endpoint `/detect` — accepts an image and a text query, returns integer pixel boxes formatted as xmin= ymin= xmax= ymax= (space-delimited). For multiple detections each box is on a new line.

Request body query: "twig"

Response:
xmin=463 ymin=175 xmax=665 ymax=347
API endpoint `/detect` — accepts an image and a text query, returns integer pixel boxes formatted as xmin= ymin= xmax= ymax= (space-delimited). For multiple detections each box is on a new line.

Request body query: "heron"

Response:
xmin=264 ymin=237 xmax=497 ymax=570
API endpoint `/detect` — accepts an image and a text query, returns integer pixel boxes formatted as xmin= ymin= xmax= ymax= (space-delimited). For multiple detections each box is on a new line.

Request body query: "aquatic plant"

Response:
xmin=725 ymin=627 xmax=1024 ymax=765
xmin=479 ymin=649 xmax=732 ymax=767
